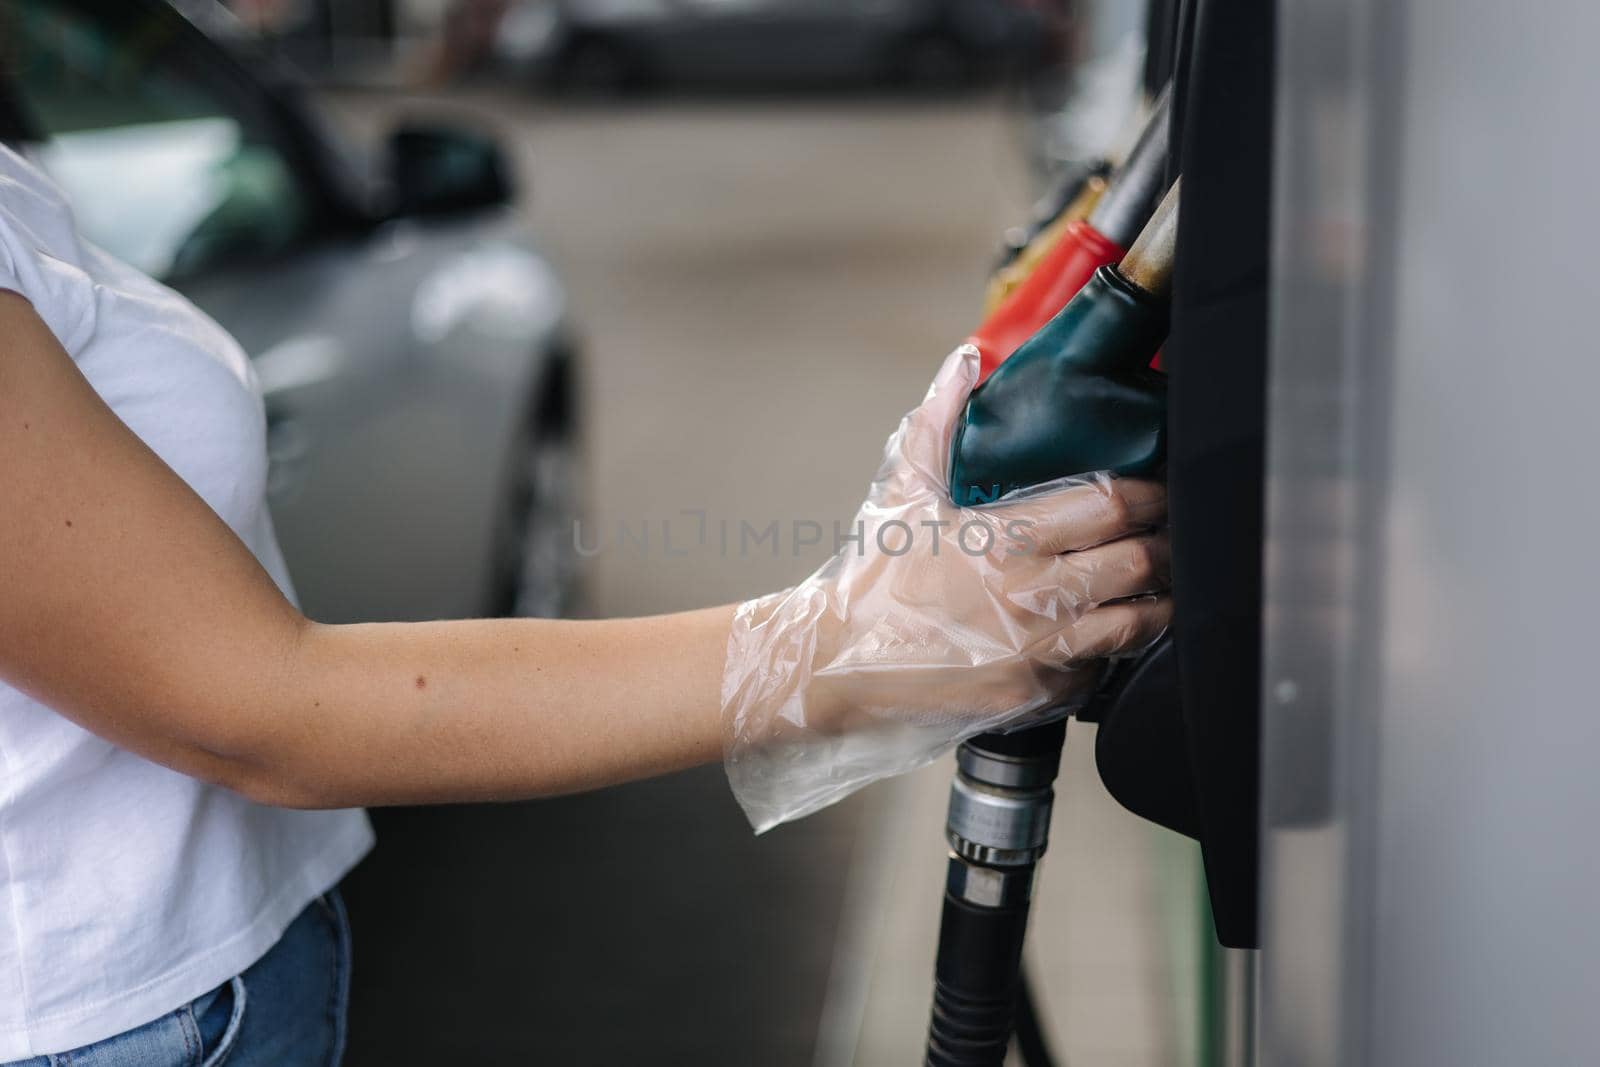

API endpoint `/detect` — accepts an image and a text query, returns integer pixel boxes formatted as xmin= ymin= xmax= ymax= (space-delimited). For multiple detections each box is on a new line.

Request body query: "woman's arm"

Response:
xmin=1 ymin=292 xmax=1168 ymax=812
xmin=0 ymin=291 xmax=730 ymax=807
xmin=277 ymin=610 xmax=734 ymax=806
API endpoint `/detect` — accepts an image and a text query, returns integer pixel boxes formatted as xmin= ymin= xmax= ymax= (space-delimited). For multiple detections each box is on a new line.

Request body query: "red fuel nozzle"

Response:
xmin=971 ymin=219 xmax=1124 ymax=382
xmin=969 ymin=87 xmax=1172 ymax=382
xmin=983 ymin=169 xmax=1108 ymax=315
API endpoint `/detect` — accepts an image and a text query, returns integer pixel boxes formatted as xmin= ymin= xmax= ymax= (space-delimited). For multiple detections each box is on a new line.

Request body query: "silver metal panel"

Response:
xmin=1264 ymin=1 xmax=1600 ymax=1063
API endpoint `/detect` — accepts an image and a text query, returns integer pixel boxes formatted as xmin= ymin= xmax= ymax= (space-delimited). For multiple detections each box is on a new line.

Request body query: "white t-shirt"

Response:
xmin=0 ymin=146 xmax=373 ymax=1058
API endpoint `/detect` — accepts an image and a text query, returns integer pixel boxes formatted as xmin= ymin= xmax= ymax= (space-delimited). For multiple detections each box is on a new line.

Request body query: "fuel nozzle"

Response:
xmin=949 ymin=179 xmax=1179 ymax=508
xmin=968 ymin=87 xmax=1173 ymax=381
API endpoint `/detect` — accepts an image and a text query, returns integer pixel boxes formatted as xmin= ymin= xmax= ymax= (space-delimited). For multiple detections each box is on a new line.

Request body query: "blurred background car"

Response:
xmin=1 ymin=0 xmax=582 ymax=624
xmin=490 ymin=0 xmax=1054 ymax=93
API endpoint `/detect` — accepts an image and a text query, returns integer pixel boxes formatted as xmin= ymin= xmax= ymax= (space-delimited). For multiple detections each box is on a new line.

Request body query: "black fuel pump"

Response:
xmin=1092 ymin=0 xmax=1273 ymax=955
xmin=925 ymin=184 xmax=1180 ymax=1067
xmin=921 ymin=2 xmax=1274 ymax=1061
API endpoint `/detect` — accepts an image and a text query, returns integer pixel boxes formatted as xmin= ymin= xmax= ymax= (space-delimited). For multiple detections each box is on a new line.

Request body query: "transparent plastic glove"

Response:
xmin=722 ymin=345 xmax=1171 ymax=832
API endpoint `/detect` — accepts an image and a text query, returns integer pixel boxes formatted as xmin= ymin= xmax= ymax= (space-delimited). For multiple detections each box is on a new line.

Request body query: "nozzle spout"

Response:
xmin=1118 ymin=178 xmax=1180 ymax=300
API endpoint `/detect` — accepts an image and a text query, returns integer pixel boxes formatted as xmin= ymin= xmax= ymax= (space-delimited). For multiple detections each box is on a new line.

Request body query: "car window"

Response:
xmin=6 ymin=0 xmax=311 ymax=280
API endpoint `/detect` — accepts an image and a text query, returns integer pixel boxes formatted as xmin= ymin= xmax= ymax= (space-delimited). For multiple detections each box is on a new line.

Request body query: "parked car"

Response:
xmin=2 ymin=0 xmax=582 ymax=623
xmin=493 ymin=0 xmax=1051 ymax=92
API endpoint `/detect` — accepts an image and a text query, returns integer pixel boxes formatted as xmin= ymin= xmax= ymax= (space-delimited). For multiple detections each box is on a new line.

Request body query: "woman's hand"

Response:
xmin=722 ymin=346 xmax=1171 ymax=832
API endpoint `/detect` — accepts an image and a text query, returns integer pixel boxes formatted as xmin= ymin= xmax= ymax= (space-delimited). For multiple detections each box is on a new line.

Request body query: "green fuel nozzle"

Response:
xmin=948 ymin=179 xmax=1179 ymax=508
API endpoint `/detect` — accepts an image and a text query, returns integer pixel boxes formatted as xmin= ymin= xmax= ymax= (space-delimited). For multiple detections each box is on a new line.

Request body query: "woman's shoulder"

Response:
xmin=0 ymin=145 xmax=105 ymax=355
xmin=0 ymin=143 xmax=90 ymax=261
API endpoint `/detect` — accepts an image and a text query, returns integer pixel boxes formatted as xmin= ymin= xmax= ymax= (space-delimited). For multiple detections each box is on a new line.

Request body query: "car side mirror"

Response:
xmin=386 ymin=121 xmax=514 ymax=217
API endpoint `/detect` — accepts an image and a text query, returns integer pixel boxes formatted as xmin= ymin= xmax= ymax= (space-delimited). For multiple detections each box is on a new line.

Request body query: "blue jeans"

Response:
xmin=5 ymin=891 xmax=351 ymax=1067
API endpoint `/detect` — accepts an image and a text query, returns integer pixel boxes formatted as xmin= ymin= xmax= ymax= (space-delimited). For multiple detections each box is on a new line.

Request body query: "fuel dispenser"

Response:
xmin=922 ymin=0 xmax=1274 ymax=1061
xmin=927 ymin=184 xmax=1179 ymax=1067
